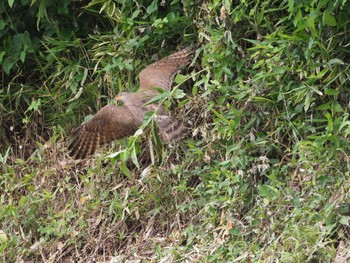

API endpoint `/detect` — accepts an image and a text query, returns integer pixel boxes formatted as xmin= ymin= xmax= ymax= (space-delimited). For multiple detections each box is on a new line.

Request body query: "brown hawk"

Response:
xmin=68 ymin=47 xmax=194 ymax=159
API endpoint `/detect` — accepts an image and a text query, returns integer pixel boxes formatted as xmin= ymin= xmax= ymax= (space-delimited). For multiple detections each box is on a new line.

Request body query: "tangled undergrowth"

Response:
xmin=1 ymin=0 xmax=350 ymax=262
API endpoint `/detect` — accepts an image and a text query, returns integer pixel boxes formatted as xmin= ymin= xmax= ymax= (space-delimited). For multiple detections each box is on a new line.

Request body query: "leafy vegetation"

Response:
xmin=1 ymin=0 xmax=350 ymax=262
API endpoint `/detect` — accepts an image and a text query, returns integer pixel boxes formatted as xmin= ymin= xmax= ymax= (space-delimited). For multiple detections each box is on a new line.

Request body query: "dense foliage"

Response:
xmin=1 ymin=0 xmax=349 ymax=261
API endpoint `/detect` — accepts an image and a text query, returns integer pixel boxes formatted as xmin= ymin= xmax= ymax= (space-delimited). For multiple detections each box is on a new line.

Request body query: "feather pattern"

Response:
xmin=68 ymin=47 xmax=195 ymax=159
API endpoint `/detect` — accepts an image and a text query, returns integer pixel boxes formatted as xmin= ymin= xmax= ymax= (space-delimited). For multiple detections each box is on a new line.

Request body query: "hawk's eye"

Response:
xmin=115 ymin=98 xmax=124 ymax=106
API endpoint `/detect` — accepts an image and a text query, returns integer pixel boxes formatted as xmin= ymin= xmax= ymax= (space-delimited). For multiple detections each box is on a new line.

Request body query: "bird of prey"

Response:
xmin=68 ymin=47 xmax=194 ymax=159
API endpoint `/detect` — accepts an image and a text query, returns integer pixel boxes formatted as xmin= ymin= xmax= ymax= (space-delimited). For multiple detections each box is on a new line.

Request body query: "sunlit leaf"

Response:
xmin=8 ymin=0 xmax=14 ymax=8
xmin=323 ymin=10 xmax=337 ymax=26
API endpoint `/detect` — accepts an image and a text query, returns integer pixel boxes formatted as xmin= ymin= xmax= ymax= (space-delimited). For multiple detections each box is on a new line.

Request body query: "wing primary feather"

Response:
xmin=139 ymin=46 xmax=196 ymax=90
xmin=68 ymin=105 xmax=139 ymax=159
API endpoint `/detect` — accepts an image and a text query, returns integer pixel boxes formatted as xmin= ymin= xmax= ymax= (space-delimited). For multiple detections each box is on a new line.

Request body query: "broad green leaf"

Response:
xmin=323 ymin=10 xmax=337 ymax=26
xmin=324 ymin=89 xmax=340 ymax=96
xmin=258 ymin=185 xmax=280 ymax=199
xmin=120 ymin=161 xmax=131 ymax=179
xmin=106 ymin=149 xmax=124 ymax=159
xmin=146 ymin=0 xmax=157 ymax=14
xmin=18 ymin=196 xmax=27 ymax=207
xmin=316 ymin=102 xmax=330 ymax=110
xmin=144 ymin=91 xmax=169 ymax=106
xmin=20 ymin=50 xmax=26 ymax=63
xmin=8 ymin=0 xmax=14 ymax=8
xmin=328 ymin=58 xmax=344 ymax=65
xmin=0 ymin=20 xmax=6 ymax=30
xmin=2 ymin=57 xmax=16 ymax=75
xmin=70 ymin=81 xmax=78 ymax=94
xmin=339 ymin=216 xmax=349 ymax=226
xmin=172 ymin=88 xmax=186 ymax=99
xmin=124 ymin=63 xmax=133 ymax=71
xmin=332 ymin=101 xmax=343 ymax=113
xmin=0 ymin=51 xmax=5 ymax=62
xmin=106 ymin=2 xmax=116 ymax=17
xmin=287 ymin=0 xmax=294 ymax=12
xmin=83 ymin=114 xmax=93 ymax=123
xmin=258 ymin=185 xmax=270 ymax=198
xmin=174 ymin=74 xmax=188 ymax=84
xmin=131 ymin=9 xmax=140 ymax=19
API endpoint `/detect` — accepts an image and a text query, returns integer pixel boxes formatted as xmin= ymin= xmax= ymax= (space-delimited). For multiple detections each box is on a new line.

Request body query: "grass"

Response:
xmin=1 ymin=0 xmax=350 ymax=262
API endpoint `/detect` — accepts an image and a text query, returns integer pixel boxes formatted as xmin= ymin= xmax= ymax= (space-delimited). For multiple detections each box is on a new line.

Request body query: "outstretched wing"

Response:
xmin=68 ymin=105 xmax=141 ymax=159
xmin=139 ymin=47 xmax=194 ymax=91
xmin=119 ymin=91 xmax=188 ymax=142
xmin=69 ymin=47 xmax=194 ymax=158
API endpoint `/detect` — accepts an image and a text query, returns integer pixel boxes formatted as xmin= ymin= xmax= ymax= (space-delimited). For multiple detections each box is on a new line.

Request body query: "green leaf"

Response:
xmin=106 ymin=2 xmax=116 ymax=17
xmin=20 ymin=50 xmax=26 ymax=62
xmin=316 ymin=102 xmax=330 ymax=110
xmin=18 ymin=196 xmax=27 ymax=207
xmin=81 ymin=68 xmax=88 ymax=86
xmin=258 ymin=185 xmax=280 ymax=199
xmin=144 ymin=91 xmax=169 ymax=106
xmin=124 ymin=63 xmax=133 ymax=71
xmin=251 ymin=96 xmax=275 ymax=103
xmin=211 ymin=108 xmax=229 ymax=123
xmin=258 ymin=185 xmax=270 ymax=198
xmin=172 ymin=88 xmax=186 ymax=99
xmin=146 ymin=0 xmax=157 ymax=14
xmin=304 ymin=92 xmax=311 ymax=112
xmin=310 ymin=86 xmax=323 ymax=96
xmin=26 ymin=99 xmax=41 ymax=112
xmin=83 ymin=114 xmax=93 ymax=123
xmin=328 ymin=58 xmax=344 ymax=65
xmin=2 ymin=57 xmax=16 ymax=75
xmin=37 ymin=0 xmax=47 ymax=29
xmin=324 ymin=89 xmax=340 ymax=96
xmin=120 ymin=161 xmax=131 ymax=179
xmin=287 ymin=0 xmax=294 ymax=12
xmin=0 ymin=51 xmax=5 ymax=63
xmin=339 ymin=216 xmax=349 ymax=226
xmin=0 ymin=20 xmax=6 ymax=30
xmin=332 ymin=101 xmax=343 ymax=113
xmin=70 ymin=81 xmax=78 ymax=94
xmin=8 ymin=0 xmax=14 ymax=8
xmin=106 ymin=149 xmax=124 ymax=159
xmin=131 ymin=9 xmax=140 ymax=19
xmin=130 ymin=145 xmax=139 ymax=169
xmin=174 ymin=74 xmax=188 ymax=84
xmin=323 ymin=10 xmax=337 ymax=26
xmin=324 ymin=112 xmax=333 ymax=133
xmin=339 ymin=115 xmax=350 ymax=134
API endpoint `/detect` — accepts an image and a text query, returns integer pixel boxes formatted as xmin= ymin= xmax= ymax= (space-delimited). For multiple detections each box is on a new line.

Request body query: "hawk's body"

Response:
xmin=69 ymin=47 xmax=193 ymax=159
